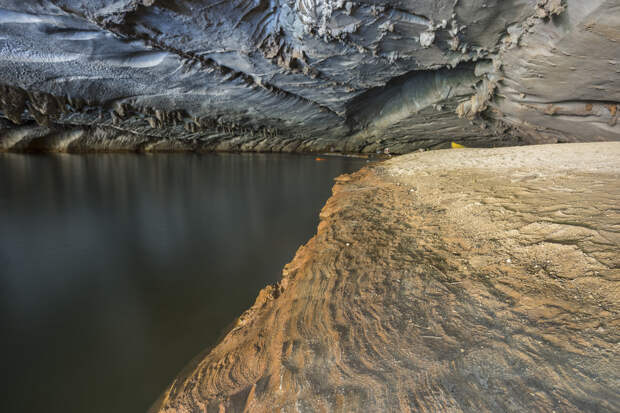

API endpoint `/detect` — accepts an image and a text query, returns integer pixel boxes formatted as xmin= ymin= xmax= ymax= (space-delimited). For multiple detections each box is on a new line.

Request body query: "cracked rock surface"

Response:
xmin=0 ymin=1 xmax=618 ymax=153
xmin=154 ymin=142 xmax=619 ymax=412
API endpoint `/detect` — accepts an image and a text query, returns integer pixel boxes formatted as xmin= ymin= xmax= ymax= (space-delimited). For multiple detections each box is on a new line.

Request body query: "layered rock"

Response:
xmin=153 ymin=142 xmax=620 ymax=412
xmin=0 ymin=1 xmax=618 ymax=152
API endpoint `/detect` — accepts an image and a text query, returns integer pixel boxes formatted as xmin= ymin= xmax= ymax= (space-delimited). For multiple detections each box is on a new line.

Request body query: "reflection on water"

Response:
xmin=0 ymin=153 xmax=365 ymax=413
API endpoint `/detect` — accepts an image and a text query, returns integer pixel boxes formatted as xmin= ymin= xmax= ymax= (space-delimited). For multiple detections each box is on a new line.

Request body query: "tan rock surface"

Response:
xmin=154 ymin=143 xmax=620 ymax=413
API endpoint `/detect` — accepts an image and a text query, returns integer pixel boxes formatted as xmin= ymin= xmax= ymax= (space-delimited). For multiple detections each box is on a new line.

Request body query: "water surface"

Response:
xmin=0 ymin=153 xmax=364 ymax=413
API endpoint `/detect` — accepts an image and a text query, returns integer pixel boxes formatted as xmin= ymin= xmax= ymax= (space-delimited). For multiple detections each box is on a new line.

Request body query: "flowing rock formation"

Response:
xmin=154 ymin=142 xmax=619 ymax=412
xmin=0 ymin=1 xmax=618 ymax=152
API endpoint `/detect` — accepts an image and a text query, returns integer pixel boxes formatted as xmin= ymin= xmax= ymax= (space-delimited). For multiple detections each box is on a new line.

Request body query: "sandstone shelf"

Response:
xmin=153 ymin=142 xmax=620 ymax=413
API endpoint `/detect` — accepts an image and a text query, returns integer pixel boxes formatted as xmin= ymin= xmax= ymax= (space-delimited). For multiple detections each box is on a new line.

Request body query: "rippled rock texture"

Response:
xmin=0 ymin=1 xmax=619 ymax=152
xmin=154 ymin=142 xmax=619 ymax=412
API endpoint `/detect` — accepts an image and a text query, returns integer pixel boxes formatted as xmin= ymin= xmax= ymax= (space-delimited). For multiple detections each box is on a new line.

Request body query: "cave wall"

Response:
xmin=0 ymin=0 xmax=618 ymax=153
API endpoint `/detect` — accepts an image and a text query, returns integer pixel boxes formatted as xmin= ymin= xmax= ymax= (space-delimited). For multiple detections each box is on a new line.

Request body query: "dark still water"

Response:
xmin=0 ymin=153 xmax=365 ymax=413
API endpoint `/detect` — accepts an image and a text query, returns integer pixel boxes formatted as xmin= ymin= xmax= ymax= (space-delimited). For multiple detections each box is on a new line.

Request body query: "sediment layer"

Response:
xmin=154 ymin=142 xmax=620 ymax=413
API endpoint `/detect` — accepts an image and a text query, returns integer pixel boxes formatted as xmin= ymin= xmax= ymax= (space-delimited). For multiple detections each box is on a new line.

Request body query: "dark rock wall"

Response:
xmin=0 ymin=0 xmax=618 ymax=153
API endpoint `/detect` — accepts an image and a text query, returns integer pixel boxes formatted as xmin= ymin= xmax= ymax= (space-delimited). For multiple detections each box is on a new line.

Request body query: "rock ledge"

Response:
xmin=155 ymin=142 xmax=620 ymax=413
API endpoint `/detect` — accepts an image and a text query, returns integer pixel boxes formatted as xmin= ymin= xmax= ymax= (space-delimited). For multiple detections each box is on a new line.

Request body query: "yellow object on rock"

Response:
xmin=451 ymin=142 xmax=466 ymax=149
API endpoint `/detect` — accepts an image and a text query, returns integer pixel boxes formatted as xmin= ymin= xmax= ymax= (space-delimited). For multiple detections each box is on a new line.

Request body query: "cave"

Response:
xmin=0 ymin=1 xmax=618 ymax=412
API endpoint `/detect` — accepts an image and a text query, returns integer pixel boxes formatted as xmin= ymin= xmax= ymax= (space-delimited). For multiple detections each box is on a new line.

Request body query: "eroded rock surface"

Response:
xmin=0 ymin=1 xmax=618 ymax=152
xmin=154 ymin=142 xmax=620 ymax=412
